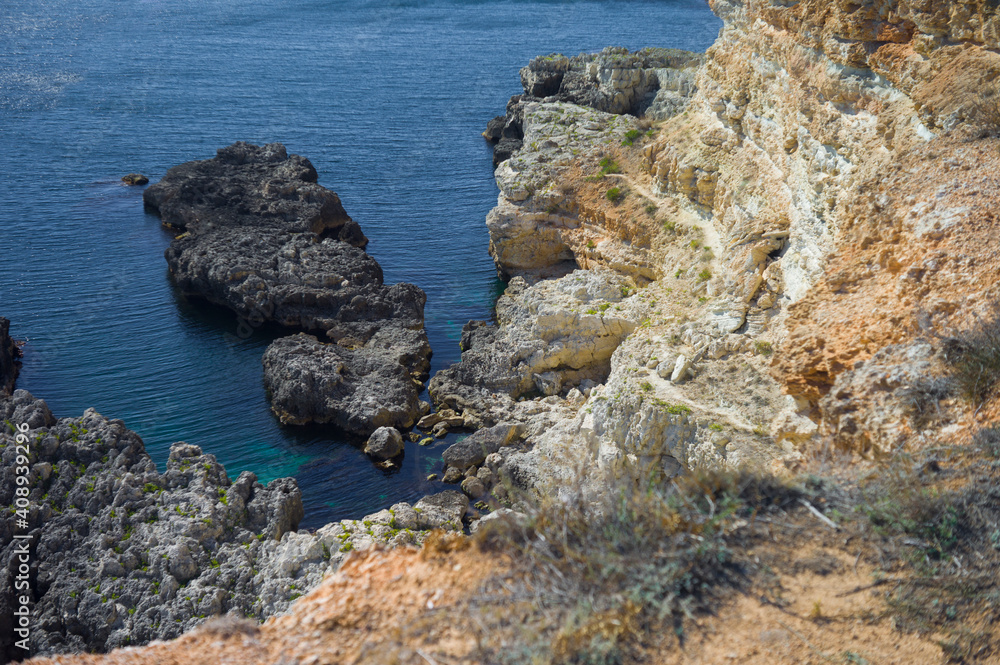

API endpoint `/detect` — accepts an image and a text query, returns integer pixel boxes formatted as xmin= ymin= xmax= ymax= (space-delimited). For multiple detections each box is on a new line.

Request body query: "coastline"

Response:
xmin=6 ymin=0 xmax=1000 ymax=661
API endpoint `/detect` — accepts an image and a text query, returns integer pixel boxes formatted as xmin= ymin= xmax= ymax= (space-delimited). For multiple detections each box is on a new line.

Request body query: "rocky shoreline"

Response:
xmin=9 ymin=0 xmax=1000 ymax=659
xmin=0 ymin=345 xmax=472 ymax=658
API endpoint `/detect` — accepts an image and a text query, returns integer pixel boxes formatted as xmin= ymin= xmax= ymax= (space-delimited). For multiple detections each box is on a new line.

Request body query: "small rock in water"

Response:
xmin=442 ymin=466 xmax=464 ymax=484
xmin=461 ymin=476 xmax=487 ymax=498
xmin=121 ymin=173 xmax=149 ymax=185
xmin=363 ymin=427 xmax=404 ymax=460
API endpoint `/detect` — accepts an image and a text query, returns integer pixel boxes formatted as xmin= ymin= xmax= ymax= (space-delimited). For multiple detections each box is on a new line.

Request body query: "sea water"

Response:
xmin=0 ymin=0 xmax=721 ymax=527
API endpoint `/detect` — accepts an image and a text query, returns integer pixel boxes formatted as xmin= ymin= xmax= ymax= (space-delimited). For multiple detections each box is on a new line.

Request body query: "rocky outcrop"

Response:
xmin=484 ymin=48 xmax=704 ymax=165
xmin=0 ymin=318 xmax=20 ymax=397
xmin=144 ymin=143 xmax=431 ymax=434
xmin=0 ymin=386 xmax=474 ymax=659
xmin=0 ymin=391 xmax=306 ymax=657
xmin=473 ymin=0 xmax=1000 ymax=494
xmin=363 ymin=427 xmax=404 ymax=461
xmin=144 ymin=142 xmax=424 ymax=335
xmin=262 ymin=329 xmax=429 ymax=436
xmin=430 ymin=270 xmax=645 ymax=422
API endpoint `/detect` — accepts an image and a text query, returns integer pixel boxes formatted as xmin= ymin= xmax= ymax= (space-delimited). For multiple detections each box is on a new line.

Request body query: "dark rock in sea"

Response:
xmin=482 ymin=115 xmax=506 ymax=143
xmin=262 ymin=329 xmax=429 ymax=436
xmin=143 ymin=142 xmax=360 ymax=241
xmin=0 ymin=317 xmax=21 ymax=397
xmin=0 ymin=391 xmax=318 ymax=658
xmin=363 ymin=427 xmax=404 ymax=460
xmin=143 ymin=142 xmax=432 ymax=430
xmin=121 ymin=173 xmax=149 ymax=186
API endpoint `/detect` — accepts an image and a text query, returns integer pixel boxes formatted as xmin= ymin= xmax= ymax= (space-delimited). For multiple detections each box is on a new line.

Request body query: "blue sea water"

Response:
xmin=0 ymin=0 xmax=721 ymax=527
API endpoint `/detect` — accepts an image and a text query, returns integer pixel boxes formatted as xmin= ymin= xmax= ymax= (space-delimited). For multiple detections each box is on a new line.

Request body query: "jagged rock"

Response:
xmin=144 ymin=142 xmax=361 ymax=241
xmin=430 ymin=271 xmax=644 ymax=421
xmin=144 ymin=142 xmax=431 ymax=433
xmin=441 ymin=424 xmax=522 ymax=471
xmin=460 ymin=476 xmax=487 ymax=499
xmin=487 ymin=47 xmax=704 ymax=164
xmin=262 ymin=331 xmax=428 ymax=436
xmin=0 ymin=387 xmax=466 ymax=659
xmin=364 ymin=427 xmax=404 ymax=460
xmin=0 ymin=318 xmax=20 ymax=396
xmin=121 ymin=174 xmax=148 ymax=186
xmin=413 ymin=491 xmax=469 ymax=530
xmin=0 ymin=394 xmax=312 ymax=656
xmin=482 ymin=115 xmax=506 ymax=142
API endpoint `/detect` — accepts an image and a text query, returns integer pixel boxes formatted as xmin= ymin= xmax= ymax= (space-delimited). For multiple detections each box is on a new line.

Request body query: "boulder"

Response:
xmin=121 ymin=173 xmax=148 ymax=186
xmin=413 ymin=491 xmax=469 ymax=530
xmin=364 ymin=427 xmax=404 ymax=460
xmin=262 ymin=331 xmax=427 ymax=435
xmin=460 ymin=476 xmax=487 ymax=499
xmin=441 ymin=424 xmax=522 ymax=471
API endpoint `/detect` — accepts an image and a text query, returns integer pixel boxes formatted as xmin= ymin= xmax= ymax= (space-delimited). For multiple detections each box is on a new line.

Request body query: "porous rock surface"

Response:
xmin=484 ymin=48 xmax=704 ymax=166
xmin=0 ymin=388 xmax=471 ymax=659
xmin=144 ymin=142 xmax=431 ymax=433
xmin=429 ymin=270 xmax=644 ymax=423
xmin=262 ymin=329 xmax=430 ymax=435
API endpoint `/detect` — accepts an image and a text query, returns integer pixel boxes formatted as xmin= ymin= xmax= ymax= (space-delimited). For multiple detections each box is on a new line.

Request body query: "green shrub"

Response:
xmin=621 ymin=129 xmax=642 ymax=146
xmin=606 ymin=187 xmax=624 ymax=203
xmin=475 ymin=465 xmax=802 ymax=665
xmin=599 ymin=157 xmax=621 ymax=175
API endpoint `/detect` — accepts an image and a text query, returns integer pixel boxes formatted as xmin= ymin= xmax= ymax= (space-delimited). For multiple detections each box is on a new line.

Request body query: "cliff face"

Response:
xmin=696 ymin=0 xmax=1000 ymax=452
xmin=460 ymin=0 xmax=1000 ymax=480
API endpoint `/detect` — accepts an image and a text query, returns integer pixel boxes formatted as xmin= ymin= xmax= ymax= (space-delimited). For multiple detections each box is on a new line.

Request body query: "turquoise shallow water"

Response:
xmin=0 ymin=0 xmax=721 ymax=527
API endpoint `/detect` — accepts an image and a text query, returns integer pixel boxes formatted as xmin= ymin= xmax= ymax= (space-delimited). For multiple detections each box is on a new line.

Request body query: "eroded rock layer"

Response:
xmin=462 ymin=0 xmax=1000 ymax=503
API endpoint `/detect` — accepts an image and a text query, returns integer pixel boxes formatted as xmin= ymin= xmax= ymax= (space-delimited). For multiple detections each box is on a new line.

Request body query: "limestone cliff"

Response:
xmin=437 ymin=0 xmax=1000 ymax=499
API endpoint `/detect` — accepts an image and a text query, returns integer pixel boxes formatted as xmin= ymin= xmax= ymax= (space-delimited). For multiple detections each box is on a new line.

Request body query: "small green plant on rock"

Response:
xmin=599 ymin=157 xmax=621 ymax=174
xmin=606 ymin=186 xmax=624 ymax=203
xmin=621 ymin=129 xmax=642 ymax=146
